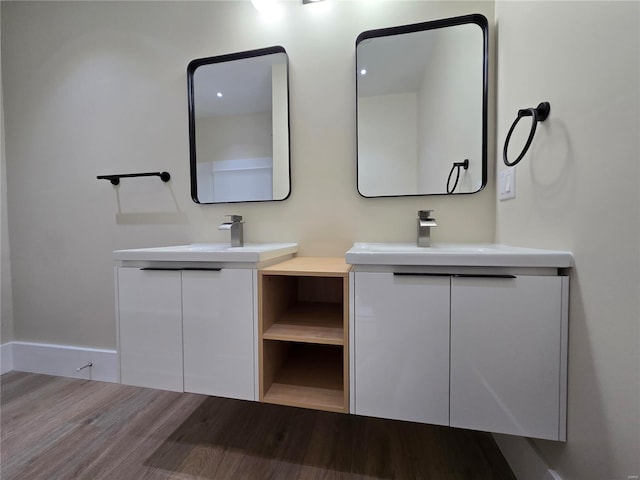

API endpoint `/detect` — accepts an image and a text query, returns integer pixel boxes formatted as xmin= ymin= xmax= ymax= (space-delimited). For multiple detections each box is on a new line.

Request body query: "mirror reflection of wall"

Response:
xmin=188 ymin=47 xmax=290 ymax=204
xmin=356 ymin=15 xmax=488 ymax=197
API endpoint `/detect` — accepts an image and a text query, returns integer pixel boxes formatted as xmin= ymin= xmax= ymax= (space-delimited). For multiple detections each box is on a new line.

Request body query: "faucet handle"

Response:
xmin=226 ymin=215 xmax=243 ymax=223
xmin=418 ymin=210 xmax=435 ymax=220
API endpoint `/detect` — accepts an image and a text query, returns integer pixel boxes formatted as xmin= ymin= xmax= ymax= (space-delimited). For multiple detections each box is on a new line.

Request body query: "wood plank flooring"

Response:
xmin=1 ymin=372 xmax=516 ymax=480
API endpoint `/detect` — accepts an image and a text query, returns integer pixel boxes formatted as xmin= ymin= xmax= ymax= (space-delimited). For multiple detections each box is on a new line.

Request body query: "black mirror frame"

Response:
xmin=187 ymin=45 xmax=292 ymax=204
xmin=355 ymin=14 xmax=489 ymax=198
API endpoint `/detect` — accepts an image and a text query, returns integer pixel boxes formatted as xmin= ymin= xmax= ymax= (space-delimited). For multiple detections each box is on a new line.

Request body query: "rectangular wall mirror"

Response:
xmin=356 ymin=14 xmax=488 ymax=197
xmin=188 ymin=46 xmax=291 ymax=204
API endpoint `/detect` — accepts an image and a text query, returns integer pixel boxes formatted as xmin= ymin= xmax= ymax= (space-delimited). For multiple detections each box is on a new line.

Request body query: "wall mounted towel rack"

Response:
xmin=446 ymin=159 xmax=469 ymax=194
xmin=97 ymin=171 xmax=171 ymax=186
xmin=503 ymin=102 xmax=550 ymax=167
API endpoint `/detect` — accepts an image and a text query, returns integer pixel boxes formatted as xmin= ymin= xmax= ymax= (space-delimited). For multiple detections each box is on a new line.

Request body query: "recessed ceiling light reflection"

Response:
xmin=360 ymin=69 xmax=367 ymax=76
xmin=217 ymin=92 xmax=223 ymax=98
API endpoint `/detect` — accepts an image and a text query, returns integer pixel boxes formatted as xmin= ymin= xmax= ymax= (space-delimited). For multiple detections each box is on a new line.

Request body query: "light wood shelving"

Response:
xmin=262 ymin=302 xmax=344 ymax=345
xmin=258 ymin=257 xmax=351 ymax=413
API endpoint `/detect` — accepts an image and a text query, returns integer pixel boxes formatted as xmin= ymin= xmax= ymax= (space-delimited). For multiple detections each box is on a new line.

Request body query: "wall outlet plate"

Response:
xmin=498 ymin=167 xmax=516 ymax=201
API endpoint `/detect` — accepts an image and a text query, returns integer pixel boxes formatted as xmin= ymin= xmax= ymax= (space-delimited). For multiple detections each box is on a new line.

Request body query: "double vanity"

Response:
xmin=113 ymin=241 xmax=572 ymax=442
xmin=115 ymin=6 xmax=576 ymax=445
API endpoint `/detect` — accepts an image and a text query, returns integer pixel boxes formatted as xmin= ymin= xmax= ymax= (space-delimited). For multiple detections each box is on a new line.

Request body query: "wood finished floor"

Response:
xmin=1 ymin=372 xmax=516 ymax=480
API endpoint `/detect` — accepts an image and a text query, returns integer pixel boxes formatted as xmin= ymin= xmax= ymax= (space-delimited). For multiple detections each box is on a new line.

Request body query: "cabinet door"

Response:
xmin=117 ymin=267 xmax=183 ymax=392
xmin=354 ymin=272 xmax=450 ymax=425
xmin=182 ymin=269 xmax=255 ymax=401
xmin=450 ymin=275 xmax=567 ymax=440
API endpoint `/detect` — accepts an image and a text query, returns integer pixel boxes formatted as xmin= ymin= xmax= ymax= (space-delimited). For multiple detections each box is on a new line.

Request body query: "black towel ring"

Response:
xmin=446 ymin=159 xmax=469 ymax=194
xmin=503 ymin=102 xmax=550 ymax=167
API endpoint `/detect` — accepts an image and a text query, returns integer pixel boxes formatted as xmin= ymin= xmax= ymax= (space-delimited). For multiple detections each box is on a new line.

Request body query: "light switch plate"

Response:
xmin=498 ymin=167 xmax=516 ymax=201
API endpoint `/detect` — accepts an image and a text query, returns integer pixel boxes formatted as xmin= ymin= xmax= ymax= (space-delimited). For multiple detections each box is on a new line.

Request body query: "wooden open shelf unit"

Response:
xmin=258 ymin=257 xmax=351 ymax=413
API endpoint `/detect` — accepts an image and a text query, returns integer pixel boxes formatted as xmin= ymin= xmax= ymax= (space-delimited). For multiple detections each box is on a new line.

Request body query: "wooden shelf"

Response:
xmin=264 ymin=382 xmax=344 ymax=413
xmin=262 ymin=302 xmax=344 ymax=345
xmin=259 ymin=257 xmax=350 ymax=413
xmin=262 ymin=345 xmax=345 ymax=413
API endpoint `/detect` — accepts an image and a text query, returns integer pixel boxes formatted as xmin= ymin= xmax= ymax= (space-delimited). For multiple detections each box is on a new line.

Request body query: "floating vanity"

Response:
xmin=346 ymin=242 xmax=573 ymax=441
xmin=113 ymin=243 xmax=297 ymax=398
xmin=114 ymin=241 xmax=572 ymax=442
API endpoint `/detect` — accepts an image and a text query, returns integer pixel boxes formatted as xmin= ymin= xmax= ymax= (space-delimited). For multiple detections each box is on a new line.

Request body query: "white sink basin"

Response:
xmin=113 ymin=242 xmax=298 ymax=263
xmin=346 ymin=242 xmax=574 ymax=268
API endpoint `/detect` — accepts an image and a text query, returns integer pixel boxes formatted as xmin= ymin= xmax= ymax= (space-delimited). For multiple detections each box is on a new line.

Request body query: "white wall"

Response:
xmin=196 ymin=112 xmax=273 ymax=164
xmin=1 ymin=112 xmax=11 ymax=345
xmin=495 ymin=1 xmax=639 ymax=479
xmin=195 ymin=112 xmax=274 ymax=202
xmin=418 ymin=24 xmax=483 ymax=193
xmin=1 ymin=1 xmax=14 ymax=345
xmin=358 ymin=92 xmax=418 ymax=195
xmin=1 ymin=0 xmax=495 ymax=349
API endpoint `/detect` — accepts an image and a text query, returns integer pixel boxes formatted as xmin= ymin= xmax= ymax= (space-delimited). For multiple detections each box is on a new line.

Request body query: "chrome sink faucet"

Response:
xmin=417 ymin=210 xmax=437 ymax=247
xmin=218 ymin=215 xmax=244 ymax=247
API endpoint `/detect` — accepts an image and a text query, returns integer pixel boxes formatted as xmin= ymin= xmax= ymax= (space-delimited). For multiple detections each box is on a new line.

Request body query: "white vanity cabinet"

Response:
xmin=117 ymin=267 xmax=183 ymax=392
xmin=114 ymin=242 xmax=298 ymax=399
xmin=450 ymin=275 xmax=568 ymax=441
xmin=347 ymin=242 xmax=573 ymax=441
xmin=353 ymin=272 xmax=450 ymax=425
xmin=116 ymin=266 xmax=256 ymax=397
xmin=182 ymin=269 xmax=254 ymax=400
xmin=352 ymin=271 xmax=568 ymax=440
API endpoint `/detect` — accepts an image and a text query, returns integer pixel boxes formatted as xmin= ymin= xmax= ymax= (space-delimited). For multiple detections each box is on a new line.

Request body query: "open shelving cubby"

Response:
xmin=258 ymin=257 xmax=351 ymax=413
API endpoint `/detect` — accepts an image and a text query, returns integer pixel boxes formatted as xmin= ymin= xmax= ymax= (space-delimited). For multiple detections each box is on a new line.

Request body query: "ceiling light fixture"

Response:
xmin=302 ymin=0 xmax=325 ymax=4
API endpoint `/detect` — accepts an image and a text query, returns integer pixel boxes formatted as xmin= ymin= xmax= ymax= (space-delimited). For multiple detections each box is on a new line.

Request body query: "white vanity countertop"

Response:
xmin=113 ymin=242 xmax=298 ymax=263
xmin=346 ymin=243 xmax=574 ymax=268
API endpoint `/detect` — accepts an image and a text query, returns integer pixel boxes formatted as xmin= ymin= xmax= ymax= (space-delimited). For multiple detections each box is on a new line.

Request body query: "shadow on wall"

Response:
xmin=528 ymin=119 xmax=575 ymax=212
xmin=534 ymin=269 xmax=615 ymax=477
xmin=98 ymin=176 xmax=189 ymax=225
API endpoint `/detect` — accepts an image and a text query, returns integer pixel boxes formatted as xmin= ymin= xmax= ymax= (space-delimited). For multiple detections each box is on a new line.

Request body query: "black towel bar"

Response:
xmin=97 ymin=171 xmax=171 ymax=185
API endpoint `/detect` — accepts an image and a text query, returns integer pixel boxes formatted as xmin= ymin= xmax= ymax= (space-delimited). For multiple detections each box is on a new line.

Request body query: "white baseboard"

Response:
xmin=1 ymin=342 xmax=14 ymax=374
xmin=8 ymin=341 xmax=119 ymax=383
xmin=493 ymin=433 xmax=563 ymax=480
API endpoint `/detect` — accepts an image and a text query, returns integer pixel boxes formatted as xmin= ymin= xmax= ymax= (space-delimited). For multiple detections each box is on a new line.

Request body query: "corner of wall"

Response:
xmin=1 ymin=1 xmax=16 ymax=346
xmin=1 ymin=342 xmax=13 ymax=374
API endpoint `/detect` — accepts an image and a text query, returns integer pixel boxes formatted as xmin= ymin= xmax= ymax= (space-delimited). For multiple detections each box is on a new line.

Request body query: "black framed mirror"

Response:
xmin=188 ymin=46 xmax=291 ymax=204
xmin=356 ymin=14 xmax=488 ymax=197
